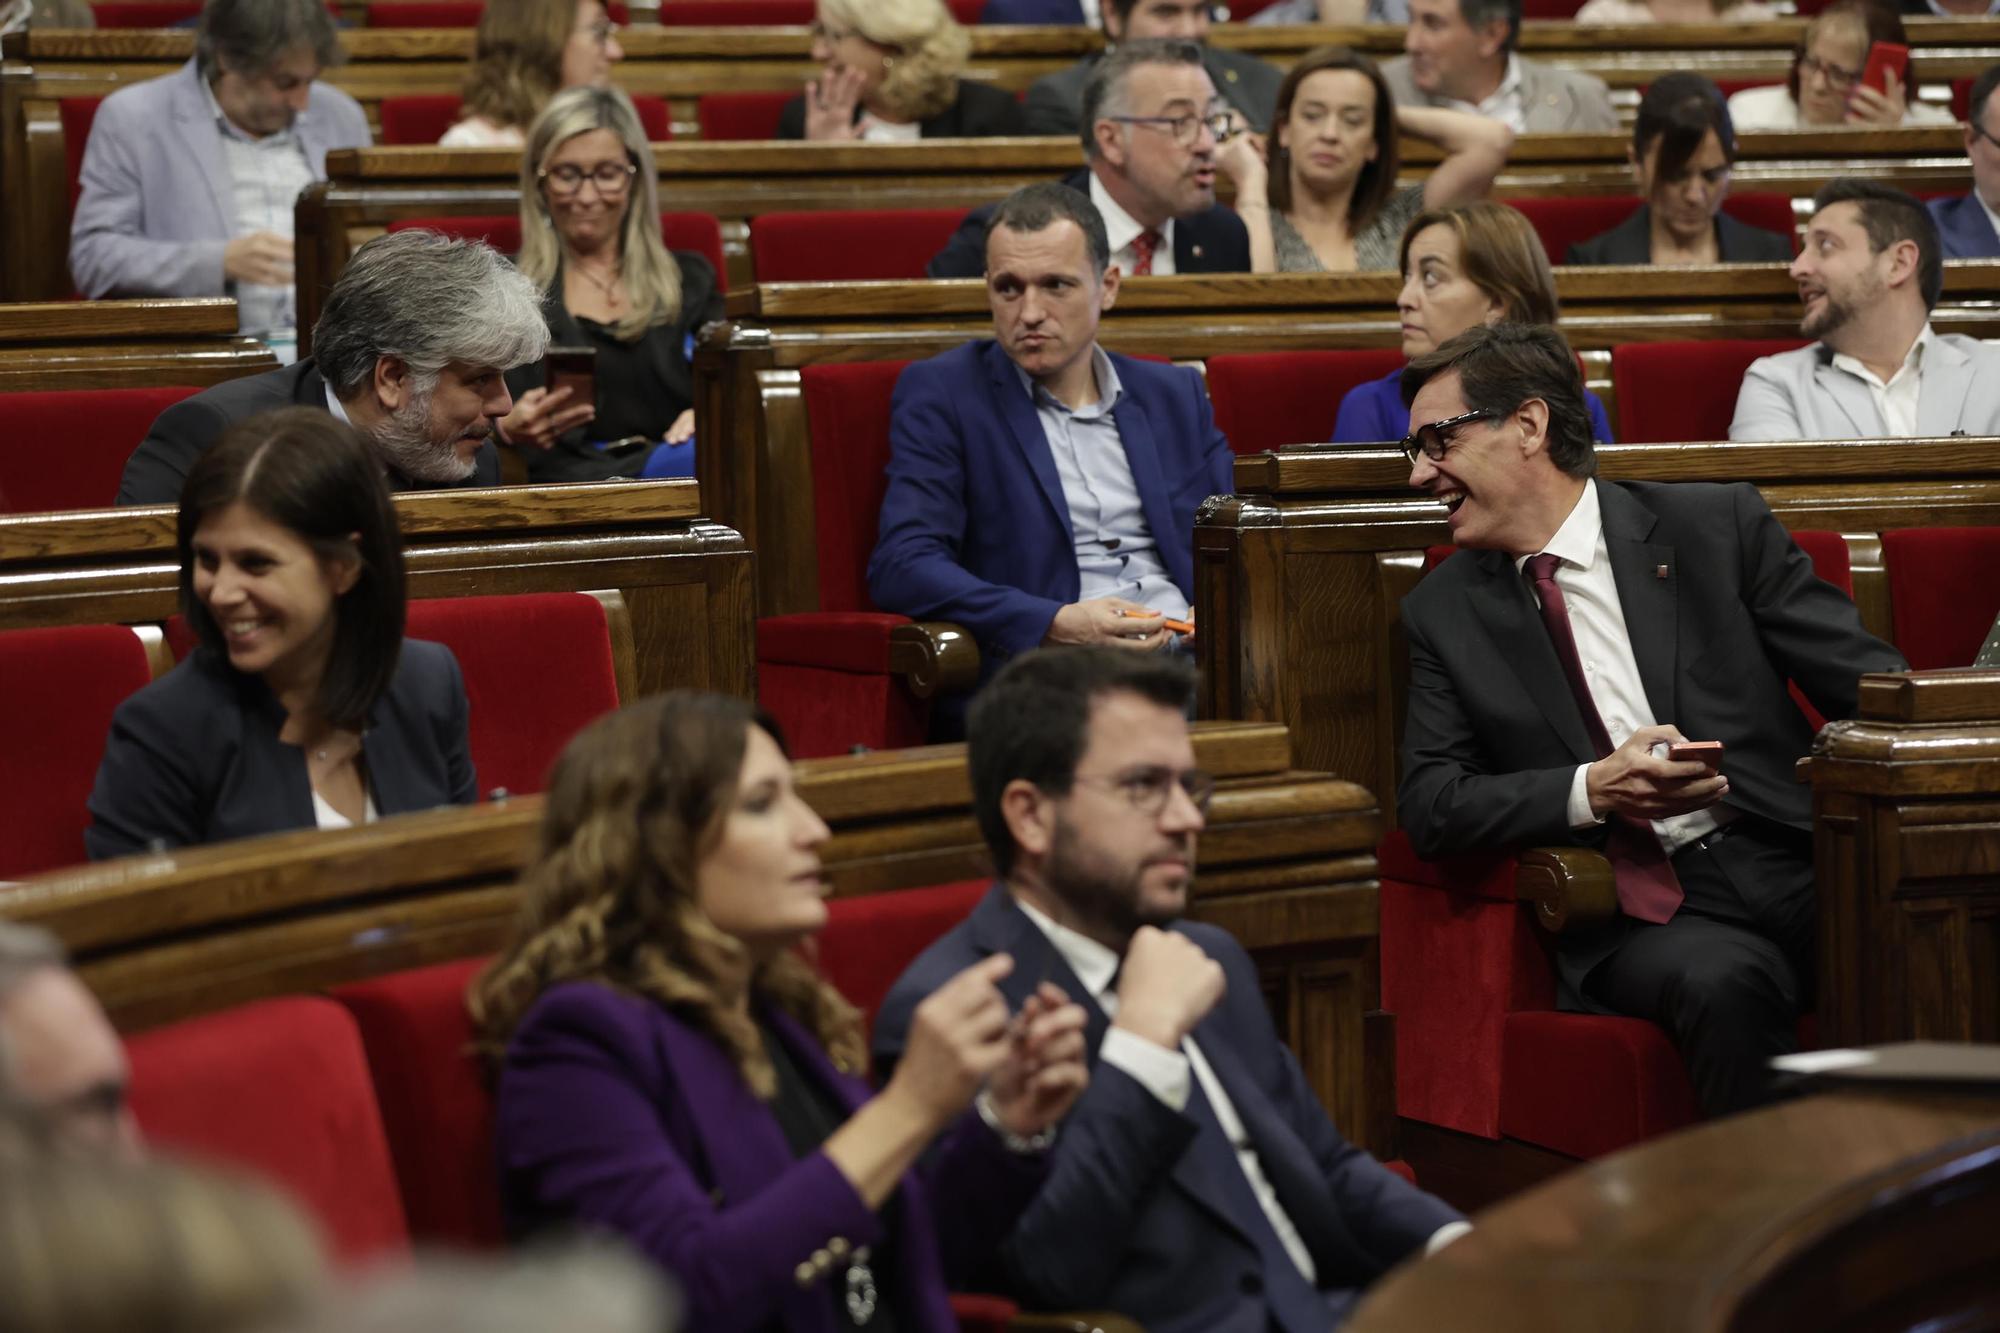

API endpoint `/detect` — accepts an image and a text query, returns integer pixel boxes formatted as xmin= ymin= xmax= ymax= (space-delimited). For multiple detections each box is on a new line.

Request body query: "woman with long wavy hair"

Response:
xmin=471 ymin=691 xmax=1089 ymax=1332
xmin=442 ymin=0 xmax=624 ymax=148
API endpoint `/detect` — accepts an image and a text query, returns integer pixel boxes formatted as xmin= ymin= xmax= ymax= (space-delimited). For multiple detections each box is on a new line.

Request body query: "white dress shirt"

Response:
xmin=1443 ymin=55 xmax=1526 ymax=133
xmin=1089 ymin=173 xmax=1176 ymax=276
xmin=1829 ymin=323 xmax=1938 ymax=439
xmin=202 ymin=77 xmax=312 ymax=359
xmin=1519 ymin=482 xmax=1731 ymax=853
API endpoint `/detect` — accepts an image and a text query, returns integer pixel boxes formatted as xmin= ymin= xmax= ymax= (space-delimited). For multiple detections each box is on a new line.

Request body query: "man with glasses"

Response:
xmin=70 ymin=0 xmax=371 ymax=364
xmin=928 ymin=39 xmax=1251 ymax=278
xmin=874 ymin=646 xmax=1467 ymax=1333
xmin=1929 ymin=64 xmax=2000 ymax=258
xmin=0 ymin=921 xmax=141 ymax=1161
xmin=1399 ymin=322 xmax=1902 ymax=1116
xmin=1385 ymin=0 xmax=1616 ymax=133
xmin=1732 ymin=178 xmax=2000 ymax=441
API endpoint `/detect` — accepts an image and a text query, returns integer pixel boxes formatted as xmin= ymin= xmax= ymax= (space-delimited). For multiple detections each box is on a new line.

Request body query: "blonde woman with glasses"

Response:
xmin=443 ymin=0 xmax=624 ymax=148
xmin=781 ymin=0 xmax=1024 ymax=141
xmin=496 ymin=87 xmax=723 ymax=482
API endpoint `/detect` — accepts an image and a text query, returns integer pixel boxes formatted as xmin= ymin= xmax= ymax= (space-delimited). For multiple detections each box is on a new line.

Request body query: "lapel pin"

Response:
xmin=1656 ymin=564 xmax=1669 ymax=579
xmin=1192 ymin=244 xmax=1204 ymax=259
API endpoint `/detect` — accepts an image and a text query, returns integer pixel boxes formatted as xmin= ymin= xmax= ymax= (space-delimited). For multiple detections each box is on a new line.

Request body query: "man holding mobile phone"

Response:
xmin=1398 ymin=322 xmax=1905 ymax=1116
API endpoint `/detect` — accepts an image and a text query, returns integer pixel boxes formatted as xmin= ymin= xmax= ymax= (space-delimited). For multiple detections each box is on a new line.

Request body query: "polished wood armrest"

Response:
xmin=1008 ymin=1315 xmax=1145 ymax=1333
xmin=1514 ymin=846 xmax=1618 ymax=933
xmin=887 ymin=620 xmax=980 ymax=698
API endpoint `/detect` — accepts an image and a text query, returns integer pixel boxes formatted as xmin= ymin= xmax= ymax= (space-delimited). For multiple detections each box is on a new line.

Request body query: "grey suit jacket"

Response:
xmin=1381 ymin=55 xmax=1617 ymax=134
xmin=1023 ymin=46 xmax=1284 ymax=136
xmin=1728 ymin=333 xmax=2000 ymax=441
xmin=69 ymin=59 xmax=371 ymax=300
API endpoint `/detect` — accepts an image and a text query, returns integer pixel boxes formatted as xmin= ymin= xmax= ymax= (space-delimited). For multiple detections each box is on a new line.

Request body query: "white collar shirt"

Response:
xmin=1829 ymin=322 xmax=1937 ymax=439
xmin=1089 ymin=172 xmax=1176 ymax=277
xmin=1442 ymin=55 xmax=1526 ymax=134
xmin=201 ymin=75 xmax=311 ymax=356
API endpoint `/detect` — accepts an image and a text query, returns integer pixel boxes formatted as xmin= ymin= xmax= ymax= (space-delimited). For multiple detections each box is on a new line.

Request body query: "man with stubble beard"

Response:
xmin=873 ymin=648 xmax=1467 ymax=1333
xmin=118 ymin=230 xmax=550 ymax=505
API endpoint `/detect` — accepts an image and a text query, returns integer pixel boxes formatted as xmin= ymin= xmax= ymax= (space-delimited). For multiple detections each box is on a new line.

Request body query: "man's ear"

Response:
xmin=1099 ymin=263 xmax=1122 ymax=311
xmin=1626 ymin=144 xmax=1643 ymax=188
xmin=1474 ymin=18 xmax=1509 ymax=61
xmin=371 ymin=355 xmax=412 ymax=415
xmin=1101 ymin=1 xmax=1125 ymax=41
xmin=1513 ymin=396 xmax=1553 ymax=460
xmin=1093 ymin=118 xmax=1127 ymax=169
xmin=1882 ymin=236 xmax=1921 ymax=291
xmin=1000 ymin=778 xmax=1057 ymax=864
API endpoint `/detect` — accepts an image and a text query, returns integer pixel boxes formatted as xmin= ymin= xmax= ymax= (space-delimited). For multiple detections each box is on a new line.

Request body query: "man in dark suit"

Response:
xmin=118 ymin=230 xmax=551 ymax=505
xmin=875 ymin=647 xmax=1467 ymax=1333
xmin=877 ymin=182 xmax=1234 ymax=716
xmin=1010 ymin=0 xmax=1281 ymax=137
xmin=1397 ymin=322 xmax=1904 ymax=1115
xmin=1928 ymin=64 xmax=2000 ymax=259
xmin=927 ymin=39 xmax=1251 ymax=278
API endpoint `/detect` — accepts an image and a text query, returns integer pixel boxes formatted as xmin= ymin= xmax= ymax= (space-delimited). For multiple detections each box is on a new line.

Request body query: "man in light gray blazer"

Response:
xmin=1731 ymin=179 xmax=2000 ymax=442
xmin=68 ymin=0 xmax=369 ymax=354
xmin=1383 ymin=0 xmax=1616 ymax=134
xmin=1023 ymin=0 xmax=1283 ymax=136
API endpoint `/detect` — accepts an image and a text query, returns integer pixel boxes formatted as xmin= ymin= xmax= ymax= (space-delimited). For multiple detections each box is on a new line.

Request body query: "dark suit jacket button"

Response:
xmin=1239 ymin=1273 xmax=1264 ymax=1295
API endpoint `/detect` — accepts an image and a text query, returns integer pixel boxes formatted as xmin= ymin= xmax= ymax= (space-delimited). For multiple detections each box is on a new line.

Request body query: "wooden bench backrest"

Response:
xmin=0 ymin=298 xmax=275 ymax=390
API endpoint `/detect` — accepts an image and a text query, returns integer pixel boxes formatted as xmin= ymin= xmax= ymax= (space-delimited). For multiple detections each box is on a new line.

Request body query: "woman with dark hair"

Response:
xmin=1567 ymin=74 xmax=1794 ymax=266
xmin=1334 ymin=201 xmax=1615 ymax=443
xmin=1728 ymin=0 xmax=1951 ymax=130
xmin=1216 ymin=46 xmax=1512 ymax=274
xmin=86 ymin=407 xmax=475 ymax=859
xmin=473 ymin=691 xmax=1089 ymax=1333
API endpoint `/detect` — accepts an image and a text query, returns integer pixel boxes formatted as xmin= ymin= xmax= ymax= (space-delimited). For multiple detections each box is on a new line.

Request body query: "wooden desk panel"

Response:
xmin=0 ymin=297 xmax=275 ymax=389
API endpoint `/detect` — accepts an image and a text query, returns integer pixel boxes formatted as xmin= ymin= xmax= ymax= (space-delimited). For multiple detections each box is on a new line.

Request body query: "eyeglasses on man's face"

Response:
xmin=1107 ymin=106 xmax=1237 ymax=148
xmin=1400 ymin=408 xmax=1500 ymax=467
xmin=1068 ymin=766 xmax=1218 ymax=817
xmin=1798 ymin=51 xmax=1863 ymax=91
xmin=540 ymin=161 xmax=638 ymax=197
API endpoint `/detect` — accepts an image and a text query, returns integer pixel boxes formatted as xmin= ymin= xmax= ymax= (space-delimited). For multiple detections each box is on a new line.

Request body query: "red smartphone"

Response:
xmin=1859 ymin=41 xmax=1908 ymax=97
xmin=1666 ymin=741 xmax=1725 ymax=764
xmin=543 ymin=346 xmax=596 ymax=414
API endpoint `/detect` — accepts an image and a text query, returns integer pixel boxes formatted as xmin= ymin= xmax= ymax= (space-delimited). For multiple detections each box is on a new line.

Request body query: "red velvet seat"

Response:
xmin=127 ymin=996 xmax=412 ymax=1263
xmin=1881 ymin=527 xmax=2000 ymax=670
xmin=697 ymin=91 xmax=793 ymax=141
xmin=1609 ymin=337 xmax=1807 ymax=445
xmin=751 ymin=211 xmax=967 ymax=282
xmin=366 ymin=0 xmax=628 ymax=22
xmin=0 ymin=385 xmax=200 ymax=513
xmin=89 ymin=1 xmax=203 ymax=21
xmin=1205 ymin=349 xmax=1409 ymax=455
xmin=1506 ymin=193 xmax=1797 ymax=266
xmin=661 ymin=0 xmax=981 ymax=19
xmin=60 ymin=96 xmax=103 ymax=220
xmin=817 ymin=879 xmax=990 ymax=1035
xmin=0 ymin=624 xmax=162 ymax=878
xmin=378 ymin=91 xmax=668 ymax=144
xmin=384 ymin=212 xmax=725 ymax=287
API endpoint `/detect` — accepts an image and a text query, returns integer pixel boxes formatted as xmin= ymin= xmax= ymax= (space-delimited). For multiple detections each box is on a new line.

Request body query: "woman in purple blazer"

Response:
xmin=471 ymin=691 xmax=1089 ymax=1332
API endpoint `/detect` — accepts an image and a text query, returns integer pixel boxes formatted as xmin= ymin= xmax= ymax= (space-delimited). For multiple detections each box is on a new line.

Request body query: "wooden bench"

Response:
xmin=0 ymin=477 xmax=754 ymax=700
xmin=0 ymin=297 xmax=274 ymax=390
xmin=0 ymin=718 xmax=1400 ymax=1155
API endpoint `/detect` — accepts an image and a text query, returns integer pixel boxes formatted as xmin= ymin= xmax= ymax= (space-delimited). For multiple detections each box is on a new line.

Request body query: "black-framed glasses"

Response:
xmin=1973 ymin=118 xmax=2000 ymax=148
xmin=1797 ymin=51 xmax=1863 ymax=92
xmin=540 ymin=161 xmax=638 ymax=196
xmin=584 ymin=16 xmax=619 ymax=44
xmin=1400 ymin=409 xmax=1500 ymax=467
xmin=1070 ymin=767 xmax=1217 ymax=817
xmin=1107 ymin=108 xmax=1235 ymax=148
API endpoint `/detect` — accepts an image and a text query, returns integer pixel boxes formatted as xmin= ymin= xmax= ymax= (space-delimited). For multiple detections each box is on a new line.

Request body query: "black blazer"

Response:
xmin=501 ymin=252 xmax=723 ymax=483
xmin=1564 ymin=206 xmax=1795 ymax=266
xmin=117 ymin=360 xmax=502 ymax=507
xmin=85 ymin=639 xmax=478 ymax=860
xmin=775 ymin=78 xmax=1026 ymax=139
xmin=873 ymin=886 xmax=1464 ymax=1333
xmin=926 ymin=168 xmax=1252 ymax=278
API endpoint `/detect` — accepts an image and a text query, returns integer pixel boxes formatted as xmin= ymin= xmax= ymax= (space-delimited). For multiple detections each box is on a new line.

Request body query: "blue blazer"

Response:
xmin=873 ymin=886 xmax=1465 ymax=1333
xmin=980 ymin=0 xmax=1087 ymax=19
xmin=1332 ymin=366 xmax=1615 ymax=445
xmin=867 ymin=339 xmax=1235 ymax=680
xmin=85 ymin=639 xmax=476 ymax=859
xmin=1928 ymin=192 xmax=2000 ymax=260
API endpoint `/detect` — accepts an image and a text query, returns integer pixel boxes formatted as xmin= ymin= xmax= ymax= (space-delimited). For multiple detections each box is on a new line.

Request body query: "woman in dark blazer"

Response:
xmin=498 ymin=87 xmax=726 ymax=482
xmin=472 ymin=692 xmax=1090 ymax=1332
xmin=86 ymin=408 xmax=475 ymax=860
xmin=1566 ymin=74 xmax=1794 ymax=267
xmin=780 ymin=0 xmax=1025 ymax=141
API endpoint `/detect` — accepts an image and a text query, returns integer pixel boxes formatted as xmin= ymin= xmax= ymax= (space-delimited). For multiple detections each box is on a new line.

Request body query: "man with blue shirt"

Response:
xmin=1929 ymin=65 xmax=2000 ymax=259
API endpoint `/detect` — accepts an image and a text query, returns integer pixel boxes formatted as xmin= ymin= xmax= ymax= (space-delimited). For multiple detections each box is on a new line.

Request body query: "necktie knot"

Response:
xmin=1527 ymin=552 xmax=1562 ymax=586
xmin=1130 ymin=229 xmax=1161 ymax=276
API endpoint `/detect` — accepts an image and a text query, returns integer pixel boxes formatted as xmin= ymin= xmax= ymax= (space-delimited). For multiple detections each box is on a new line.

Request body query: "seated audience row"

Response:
xmin=780 ymin=0 xmax=1026 ymax=139
xmin=1727 ymin=0 xmax=1954 ymax=132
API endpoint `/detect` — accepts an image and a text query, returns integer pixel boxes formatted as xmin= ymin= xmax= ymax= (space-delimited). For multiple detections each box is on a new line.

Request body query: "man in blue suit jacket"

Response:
xmin=1929 ymin=65 xmax=2000 ymax=259
xmin=875 ymin=648 xmax=1468 ymax=1332
xmin=874 ymin=181 xmax=1235 ymax=709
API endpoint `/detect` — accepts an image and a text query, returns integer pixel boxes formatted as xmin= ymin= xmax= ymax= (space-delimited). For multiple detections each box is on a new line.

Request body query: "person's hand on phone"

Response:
xmin=1585 ymin=723 xmax=1728 ymax=822
xmin=1845 ymin=67 xmax=1907 ymax=126
xmin=664 ymin=407 xmax=696 ymax=445
xmin=1042 ymin=598 xmax=1172 ymax=651
xmin=803 ymin=65 xmax=866 ymax=141
xmin=496 ymin=385 xmax=595 ymax=451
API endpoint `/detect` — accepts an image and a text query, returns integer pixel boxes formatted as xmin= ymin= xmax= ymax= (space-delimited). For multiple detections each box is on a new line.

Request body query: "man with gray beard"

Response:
xmin=118 ymin=230 xmax=550 ymax=505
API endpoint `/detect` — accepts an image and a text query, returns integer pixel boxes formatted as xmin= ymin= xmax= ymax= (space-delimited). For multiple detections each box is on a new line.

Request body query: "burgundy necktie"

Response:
xmin=1525 ymin=553 xmax=1683 ymax=925
xmin=1129 ymin=229 xmax=1161 ymax=277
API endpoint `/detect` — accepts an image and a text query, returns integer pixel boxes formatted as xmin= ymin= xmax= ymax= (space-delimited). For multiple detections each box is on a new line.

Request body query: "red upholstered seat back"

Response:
xmin=798 ymin=361 xmax=911 ymax=613
xmin=0 ymin=385 xmax=199 ymax=513
xmin=1786 ymin=530 xmax=1856 ymax=730
xmin=1610 ymin=338 xmax=1807 ymax=444
xmin=366 ymin=0 xmax=628 ymax=21
xmin=0 ymin=624 xmax=157 ymax=878
xmin=698 ymin=91 xmax=793 ymax=140
xmin=127 ymin=997 xmax=412 ymax=1262
xmin=385 ymin=211 xmax=725 ymax=287
xmin=751 ymin=211 xmax=966 ymax=282
xmin=60 ymin=96 xmax=103 ymax=216
xmin=89 ymin=1 xmax=201 ymax=22
xmin=661 ymin=0 xmax=980 ymax=19
xmin=332 ymin=958 xmax=502 ymax=1249
xmin=818 ymin=880 xmax=989 ymax=1034
xmin=378 ymin=91 xmax=666 ymax=143
xmin=405 ymin=593 xmax=623 ymax=798
xmin=1505 ymin=194 xmax=1795 ymax=265
xmin=1205 ymin=349 xmax=1408 ymax=455
xmin=1882 ymin=527 xmax=2000 ymax=669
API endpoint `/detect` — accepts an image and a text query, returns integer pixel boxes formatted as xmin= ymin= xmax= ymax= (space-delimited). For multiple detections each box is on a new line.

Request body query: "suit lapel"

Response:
xmin=656 ymin=1017 xmax=798 ymax=1207
xmin=1108 ymin=369 xmax=1181 ymax=576
xmin=1915 ymin=337 xmax=1975 ymax=438
xmin=1465 ymin=550 xmax=1598 ymax=762
xmin=1810 ymin=355 xmax=1884 ymax=436
xmin=1599 ymin=482 xmax=1678 ymax=722
xmin=171 ymin=62 xmax=237 ymax=237
xmin=984 ymin=341 xmax=1077 ymax=542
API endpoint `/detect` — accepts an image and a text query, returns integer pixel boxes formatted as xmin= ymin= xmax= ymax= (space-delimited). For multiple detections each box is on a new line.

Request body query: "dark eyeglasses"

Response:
xmin=539 ymin=161 xmax=638 ymax=196
xmin=1107 ymin=108 xmax=1237 ymax=148
xmin=1400 ymin=409 xmax=1499 ymax=466
xmin=1973 ymin=119 xmax=2000 ymax=148
xmin=1069 ymin=767 xmax=1217 ymax=817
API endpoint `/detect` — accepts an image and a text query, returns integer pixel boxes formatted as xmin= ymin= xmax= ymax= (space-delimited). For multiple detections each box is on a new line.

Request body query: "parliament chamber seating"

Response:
xmin=0 ymin=384 xmax=198 ymax=513
xmin=1881 ymin=526 xmax=2000 ymax=670
xmin=0 ymin=622 xmax=166 ymax=879
xmin=1206 ymin=349 xmax=1407 ymax=455
xmin=366 ymin=1 xmax=629 ymax=22
xmin=1507 ymin=192 xmax=1798 ymax=264
xmin=1608 ymin=337 xmax=1807 ymax=444
xmin=382 ymin=211 xmax=726 ymax=286
xmin=696 ymin=90 xmax=791 ymax=141
xmin=749 ymin=210 xmax=968 ymax=283
xmin=378 ymin=91 xmax=671 ymax=145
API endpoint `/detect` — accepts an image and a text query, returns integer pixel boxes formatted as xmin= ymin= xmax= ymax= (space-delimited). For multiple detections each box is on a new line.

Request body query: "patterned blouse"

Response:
xmin=1271 ymin=184 xmax=1426 ymax=274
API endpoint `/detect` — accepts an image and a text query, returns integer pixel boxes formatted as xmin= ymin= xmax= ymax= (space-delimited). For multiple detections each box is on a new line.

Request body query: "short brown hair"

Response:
xmin=1267 ymin=47 xmax=1399 ymax=237
xmin=460 ymin=0 xmax=577 ymax=131
xmin=1401 ymin=322 xmax=1598 ymax=479
xmin=1397 ymin=201 xmax=1559 ymax=327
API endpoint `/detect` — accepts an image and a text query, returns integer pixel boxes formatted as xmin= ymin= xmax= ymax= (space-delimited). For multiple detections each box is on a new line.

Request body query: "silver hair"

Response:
xmin=1078 ymin=37 xmax=1205 ymax=159
xmin=283 ymin=1243 xmax=679 ymax=1333
xmin=0 ymin=921 xmax=67 ymax=1097
xmin=312 ymin=230 xmax=551 ymax=400
xmin=195 ymin=0 xmax=342 ymax=79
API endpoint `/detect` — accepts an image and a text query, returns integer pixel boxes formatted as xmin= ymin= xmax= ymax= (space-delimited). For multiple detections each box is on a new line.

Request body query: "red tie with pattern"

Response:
xmin=1129 ymin=229 xmax=1161 ymax=276
xmin=1525 ymin=553 xmax=1684 ymax=925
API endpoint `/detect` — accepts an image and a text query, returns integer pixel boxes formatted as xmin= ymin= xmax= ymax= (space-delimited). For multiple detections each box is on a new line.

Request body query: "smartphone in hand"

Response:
xmin=1665 ymin=741 xmax=1725 ymax=765
xmin=543 ymin=346 xmax=597 ymax=417
xmin=1859 ymin=41 xmax=1908 ymax=96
